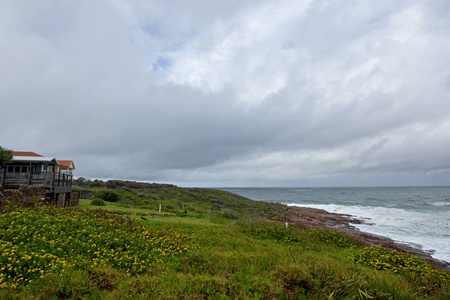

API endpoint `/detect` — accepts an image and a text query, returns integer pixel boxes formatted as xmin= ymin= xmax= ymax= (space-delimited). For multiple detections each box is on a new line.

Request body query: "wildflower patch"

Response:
xmin=350 ymin=247 xmax=449 ymax=283
xmin=0 ymin=207 xmax=189 ymax=289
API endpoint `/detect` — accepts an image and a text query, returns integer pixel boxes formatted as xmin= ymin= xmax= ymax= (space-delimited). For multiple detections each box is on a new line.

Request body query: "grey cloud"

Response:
xmin=1 ymin=0 xmax=449 ymax=186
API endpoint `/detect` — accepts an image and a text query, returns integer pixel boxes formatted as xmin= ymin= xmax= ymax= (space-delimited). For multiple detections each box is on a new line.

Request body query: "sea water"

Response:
xmin=219 ymin=187 xmax=450 ymax=263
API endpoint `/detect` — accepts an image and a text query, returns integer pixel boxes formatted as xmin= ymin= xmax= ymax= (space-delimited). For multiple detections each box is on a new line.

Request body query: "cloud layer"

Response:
xmin=1 ymin=0 xmax=450 ymax=186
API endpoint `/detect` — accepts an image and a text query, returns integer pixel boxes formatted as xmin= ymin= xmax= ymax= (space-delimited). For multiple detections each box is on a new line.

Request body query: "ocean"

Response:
xmin=218 ymin=187 xmax=450 ymax=263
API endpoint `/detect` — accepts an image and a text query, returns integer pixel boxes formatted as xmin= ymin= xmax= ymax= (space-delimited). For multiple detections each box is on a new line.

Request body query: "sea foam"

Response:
xmin=430 ymin=202 xmax=450 ymax=207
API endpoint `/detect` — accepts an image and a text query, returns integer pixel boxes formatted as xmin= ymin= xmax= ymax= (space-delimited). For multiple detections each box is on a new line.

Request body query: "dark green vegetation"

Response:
xmin=90 ymin=199 xmax=106 ymax=206
xmin=0 ymin=181 xmax=448 ymax=299
xmin=0 ymin=146 xmax=13 ymax=169
xmin=83 ymin=181 xmax=285 ymax=220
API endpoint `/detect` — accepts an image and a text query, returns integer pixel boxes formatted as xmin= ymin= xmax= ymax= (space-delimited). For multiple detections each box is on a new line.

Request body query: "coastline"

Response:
xmin=271 ymin=203 xmax=450 ymax=273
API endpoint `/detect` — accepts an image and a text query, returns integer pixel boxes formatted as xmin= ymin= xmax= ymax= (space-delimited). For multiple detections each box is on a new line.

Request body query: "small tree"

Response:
xmin=73 ymin=177 xmax=92 ymax=188
xmin=0 ymin=146 xmax=13 ymax=168
xmin=0 ymin=146 xmax=13 ymax=188
xmin=90 ymin=179 xmax=105 ymax=188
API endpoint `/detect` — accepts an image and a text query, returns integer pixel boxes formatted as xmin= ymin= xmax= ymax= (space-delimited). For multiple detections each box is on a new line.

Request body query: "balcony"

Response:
xmin=0 ymin=170 xmax=72 ymax=192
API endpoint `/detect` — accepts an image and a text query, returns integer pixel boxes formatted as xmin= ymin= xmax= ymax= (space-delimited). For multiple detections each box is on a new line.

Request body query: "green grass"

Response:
xmin=79 ymin=198 xmax=160 ymax=215
xmin=0 ymin=189 xmax=448 ymax=299
xmin=86 ymin=186 xmax=286 ymax=219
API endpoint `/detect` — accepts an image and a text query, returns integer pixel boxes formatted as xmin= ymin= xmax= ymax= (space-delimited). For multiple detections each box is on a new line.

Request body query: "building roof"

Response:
xmin=12 ymin=151 xmax=44 ymax=157
xmin=57 ymin=160 xmax=75 ymax=170
xmin=10 ymin=152 xmax=74 ymax=169
xmin=12 ymin=156 xmax=57 ymax=163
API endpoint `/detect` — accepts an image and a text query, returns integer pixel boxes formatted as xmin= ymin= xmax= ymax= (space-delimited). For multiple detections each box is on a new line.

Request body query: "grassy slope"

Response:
xmin=1 ymin=186 xmax=449 ymax=299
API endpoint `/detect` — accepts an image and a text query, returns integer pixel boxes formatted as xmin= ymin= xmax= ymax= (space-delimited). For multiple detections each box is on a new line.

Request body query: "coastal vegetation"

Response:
xmin=0 ymin=146 xmax=13 ymax=168
xmin=0 ymin=181 xmax=448 ymax=299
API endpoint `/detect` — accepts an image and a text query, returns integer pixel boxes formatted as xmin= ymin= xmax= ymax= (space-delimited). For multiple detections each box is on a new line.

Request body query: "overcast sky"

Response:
xmin=1 ymin=0 xmax=450 ymax=187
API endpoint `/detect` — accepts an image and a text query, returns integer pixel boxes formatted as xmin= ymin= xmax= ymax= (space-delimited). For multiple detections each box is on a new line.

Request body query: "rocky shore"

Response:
xmin=272 ymin=204 xmax=450 ymax=273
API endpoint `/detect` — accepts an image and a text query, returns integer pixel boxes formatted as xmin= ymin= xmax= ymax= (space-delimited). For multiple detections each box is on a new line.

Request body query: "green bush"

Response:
xmin=91 ymin=199 xmax=106 ymax=206
xmin=94 ymin=190 xmax=119 ymax=202
xmin=89 ymin=179 xmax=105 ymax=188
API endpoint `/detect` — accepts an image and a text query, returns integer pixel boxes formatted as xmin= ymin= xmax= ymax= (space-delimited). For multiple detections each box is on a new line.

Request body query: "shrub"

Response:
xmin=175 ymin=200 xmax=183 ymax=209
xmin=91 ymin=199 xmax=106 ymax=206
xmin=221 ymin=209 xmax=238 ymax=220
xmin=94 ymin=190 xmax=119 ymax=202
xmin=89 ymin=179 xmax=105 ymax=188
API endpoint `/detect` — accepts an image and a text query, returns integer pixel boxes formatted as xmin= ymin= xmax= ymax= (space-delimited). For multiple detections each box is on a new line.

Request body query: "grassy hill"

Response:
xmin=0 ymin=183 xmax=448 ymax=299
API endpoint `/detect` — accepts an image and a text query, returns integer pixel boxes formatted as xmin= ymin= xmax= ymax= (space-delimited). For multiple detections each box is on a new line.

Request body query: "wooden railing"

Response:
xmin=54 ymin=172 xmax=73 ymax=188
xmin=0 ymin=170 xmax=72 ymax=189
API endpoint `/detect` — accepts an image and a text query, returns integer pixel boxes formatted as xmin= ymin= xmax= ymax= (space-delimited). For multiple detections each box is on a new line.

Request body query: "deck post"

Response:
xmin=28 ymin=162 xmax=32 ymax=185
xmin=51 ymin=165 xmax=55 ymax=188
xmin=0 ymin=168 xmax=5 ymax=187
xmin=27 ymin=170 xmax=32 ymax=185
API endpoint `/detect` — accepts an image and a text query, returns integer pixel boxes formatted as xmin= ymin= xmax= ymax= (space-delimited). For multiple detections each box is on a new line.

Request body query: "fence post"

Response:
xmin=0 ymin=168 xmax=5 ymax=187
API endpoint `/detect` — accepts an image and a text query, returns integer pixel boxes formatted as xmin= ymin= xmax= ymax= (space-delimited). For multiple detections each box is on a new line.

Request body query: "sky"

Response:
xmin=1 ymin=0 xmax=450 ymax=187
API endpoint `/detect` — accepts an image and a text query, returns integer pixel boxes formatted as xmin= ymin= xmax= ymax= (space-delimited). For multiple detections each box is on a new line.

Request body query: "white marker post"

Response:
xmin=159 ymin=204 xmax=161 ymax=213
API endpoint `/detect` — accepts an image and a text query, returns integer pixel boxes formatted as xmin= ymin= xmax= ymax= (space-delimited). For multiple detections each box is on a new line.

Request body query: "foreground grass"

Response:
xmin=0 ymin=192 xmax=449 ymax=299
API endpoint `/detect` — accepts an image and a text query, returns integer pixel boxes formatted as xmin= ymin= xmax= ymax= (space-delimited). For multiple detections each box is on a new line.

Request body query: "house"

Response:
xmin=0 ymin=151 xmax=76 ymax=207
xmin=10 ymin=151 xmax=43 ymax=157
xmin=56 ymin=160 xmax=75 ymax=175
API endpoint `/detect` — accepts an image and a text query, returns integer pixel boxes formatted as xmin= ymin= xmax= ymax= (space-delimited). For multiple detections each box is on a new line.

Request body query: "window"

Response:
xmin=5 ymin=165 xmax=34 ymax=174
